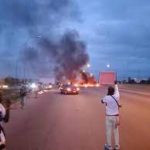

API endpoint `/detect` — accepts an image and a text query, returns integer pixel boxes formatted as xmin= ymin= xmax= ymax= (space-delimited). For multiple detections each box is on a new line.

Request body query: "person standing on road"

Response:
xmin=20 ymin=86 xmax=27 ymax=109
xmin=101 ymin=81 xmax=121 ymax=150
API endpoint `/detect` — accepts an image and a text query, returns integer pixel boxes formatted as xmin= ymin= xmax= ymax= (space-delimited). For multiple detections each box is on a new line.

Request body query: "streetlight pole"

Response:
xmin=15 ymin=60 xmax=18 ymax=79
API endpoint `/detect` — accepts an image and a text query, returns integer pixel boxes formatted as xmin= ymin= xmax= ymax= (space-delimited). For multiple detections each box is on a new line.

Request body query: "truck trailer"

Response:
xmin=99 ymin=71 xmax=117 ymax=85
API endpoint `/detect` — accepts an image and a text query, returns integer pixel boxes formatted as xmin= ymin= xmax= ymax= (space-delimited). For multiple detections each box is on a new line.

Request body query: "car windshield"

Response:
xmin=63 ymin=85 xmax=75 ymax=88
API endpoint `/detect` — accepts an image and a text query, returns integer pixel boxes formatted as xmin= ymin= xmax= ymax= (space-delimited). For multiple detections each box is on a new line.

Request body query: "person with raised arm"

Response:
xmin=101 ymin=81 xmax=122 ymax=150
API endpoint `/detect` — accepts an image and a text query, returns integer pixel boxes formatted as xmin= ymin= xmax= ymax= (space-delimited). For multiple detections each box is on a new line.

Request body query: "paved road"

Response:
xmin=5 ymin=86 xmax=150 ymax=150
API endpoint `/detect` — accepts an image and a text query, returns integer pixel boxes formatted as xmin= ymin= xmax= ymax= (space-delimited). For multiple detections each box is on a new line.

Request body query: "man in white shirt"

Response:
xmin=101 ymin=81 xmax=121 ymax=150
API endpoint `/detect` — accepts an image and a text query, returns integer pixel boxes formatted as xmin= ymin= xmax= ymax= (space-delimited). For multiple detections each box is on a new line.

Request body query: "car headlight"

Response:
xmin=48 ymin=85 xmax=52 ymax=88
xmin=76 ymin=88 xmax=80 ymax=91
xmin=67 ymin=88 xmax=71 ymax=91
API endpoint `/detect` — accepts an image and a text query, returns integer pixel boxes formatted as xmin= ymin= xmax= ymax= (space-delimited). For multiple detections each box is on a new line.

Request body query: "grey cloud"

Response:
xmin=76 ymin=0 xmax=150 ymax=78
xmin=0 ymin=0 xmax=79 ymax=29
xmin=0 ymin=0 xmax=81 ymax=41
xmin=96 ymin=21 xmax=150 ymax=59
xmin=0 ymin=0 xmax=38 ymax=28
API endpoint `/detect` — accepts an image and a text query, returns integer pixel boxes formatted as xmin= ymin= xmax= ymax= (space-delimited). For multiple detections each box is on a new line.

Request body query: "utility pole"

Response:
xmin=15 ymin=60 xmax=18 ymax=78
xmin=23 ymin=63 xmax=26 ymax=84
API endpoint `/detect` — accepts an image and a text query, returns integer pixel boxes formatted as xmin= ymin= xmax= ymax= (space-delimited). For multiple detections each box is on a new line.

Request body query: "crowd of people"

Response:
xmin=0 ymin=81 xmax=121 ymax=150
xmin=0 ymin=85 xmax=28 ymax=149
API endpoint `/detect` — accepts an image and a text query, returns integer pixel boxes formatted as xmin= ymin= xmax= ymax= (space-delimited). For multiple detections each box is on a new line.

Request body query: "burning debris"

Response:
xmin=80 ymin=70 xmax=97 ymax=85
xmin=21 ymin=30 xmax=89 ymax=81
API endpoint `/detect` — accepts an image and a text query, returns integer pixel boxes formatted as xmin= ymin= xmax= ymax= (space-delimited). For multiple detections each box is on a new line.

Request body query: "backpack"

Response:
xmin=0 ymin=109 xmax=10 ymax=123
xmin=3 ymin=109 xmax=10 ymax=123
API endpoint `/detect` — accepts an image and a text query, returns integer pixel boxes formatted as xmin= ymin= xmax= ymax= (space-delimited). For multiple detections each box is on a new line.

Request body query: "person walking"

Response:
xmin=101 ymin=81 xmax=121 ymax=150
xmin=20 ymin=86 xmax=26 ymax=109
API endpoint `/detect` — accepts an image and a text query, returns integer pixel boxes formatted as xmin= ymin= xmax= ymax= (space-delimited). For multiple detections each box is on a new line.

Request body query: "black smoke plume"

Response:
xmin=0 ymin=0 xmax=88 ymax=80
xmin=22 ymin=30 xmax=89 ymax=81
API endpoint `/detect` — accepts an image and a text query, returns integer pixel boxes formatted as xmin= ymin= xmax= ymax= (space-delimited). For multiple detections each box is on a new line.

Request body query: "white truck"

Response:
xmin=99 ymin=71 xmax=117 ymax=85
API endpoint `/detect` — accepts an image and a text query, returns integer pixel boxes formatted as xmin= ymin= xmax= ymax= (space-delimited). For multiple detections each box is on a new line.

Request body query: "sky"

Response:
xmin=0 ymin=0 xmax=150 ymax=80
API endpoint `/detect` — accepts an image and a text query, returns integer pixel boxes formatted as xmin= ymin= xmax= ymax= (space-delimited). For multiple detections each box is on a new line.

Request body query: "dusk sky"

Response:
xmin=0 ymin=0 xmax=150 ymax=80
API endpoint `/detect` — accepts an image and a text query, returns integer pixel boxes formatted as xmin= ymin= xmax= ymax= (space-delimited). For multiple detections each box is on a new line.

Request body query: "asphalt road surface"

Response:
xmin=5 ymin=85 xmax=150 ymax=150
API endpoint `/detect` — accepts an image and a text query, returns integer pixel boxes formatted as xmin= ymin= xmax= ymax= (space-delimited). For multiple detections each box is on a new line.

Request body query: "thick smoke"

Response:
xmin=22 ymin=30 xmax=89 ymax=81
xmin=0 ymin=0 xmax=88 ymax=79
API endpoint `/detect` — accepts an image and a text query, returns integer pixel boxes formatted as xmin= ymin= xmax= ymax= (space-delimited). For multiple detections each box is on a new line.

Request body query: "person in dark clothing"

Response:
xmin=20 ymin=86 xmax=26 ymax=109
